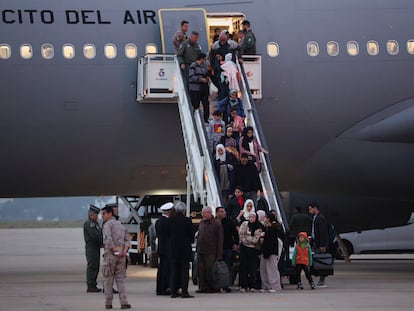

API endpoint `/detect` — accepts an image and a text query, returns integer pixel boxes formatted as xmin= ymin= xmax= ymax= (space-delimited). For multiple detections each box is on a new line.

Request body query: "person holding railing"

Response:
xmin=239 ymin=126 xmax=268 ymax=172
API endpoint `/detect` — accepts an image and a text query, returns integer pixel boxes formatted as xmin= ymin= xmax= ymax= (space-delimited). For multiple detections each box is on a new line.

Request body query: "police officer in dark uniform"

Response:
xmin=84 ymin=205 xmax=103 ymax=292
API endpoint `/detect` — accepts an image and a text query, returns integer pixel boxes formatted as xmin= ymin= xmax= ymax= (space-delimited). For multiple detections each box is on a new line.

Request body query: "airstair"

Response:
xmin=136 ymin=53 xmax=288 ymax=228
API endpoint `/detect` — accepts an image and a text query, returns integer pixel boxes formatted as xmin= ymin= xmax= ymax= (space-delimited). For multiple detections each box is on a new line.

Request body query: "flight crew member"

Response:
xmin=83 ymin=205 xmax=103 ymax=293
xmin=177 ymin=31 xmax=202 ymax=89
xmin=172 ymin=20 xmax=189 ymax=52
xmin=101 ymin=205 xmax=131 ymax=309
xmin=155 ymin=202 xmax=174 ymax=296
xmin=241 ymin=20 xmax=256 ymax=55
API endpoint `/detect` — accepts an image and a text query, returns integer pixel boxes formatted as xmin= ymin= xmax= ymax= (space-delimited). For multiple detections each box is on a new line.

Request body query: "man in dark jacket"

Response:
xmin=233 ymin=153 xmax=262 ymax=201
xmin=308 ymin=203 xmax=329 ymax=288
xmin=216 ymin=207 xmax=239 ymax=292
xmin=196 ymin=206 xmax=224 ymax=293
xmin=83 ymin=205 xmax=103 ymax=292
xmin=289 ymin=206 xmax=312 ymax=245
xmin=241 ymin=20 xmax=256 ymax=55
xmin=177 ymin=31 xmax=202 ymax=89
xmin=168 ymin=201 xmax=195 ymax=298
xmin=155 ymin=202 xmax=173 ymax=296
xmin=188 ymin=53 xmax=209 ymax=123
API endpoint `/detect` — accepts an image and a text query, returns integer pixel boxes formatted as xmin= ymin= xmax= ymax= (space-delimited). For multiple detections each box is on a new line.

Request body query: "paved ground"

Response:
xmin=0 ymin=228 xmax=413 ymax=311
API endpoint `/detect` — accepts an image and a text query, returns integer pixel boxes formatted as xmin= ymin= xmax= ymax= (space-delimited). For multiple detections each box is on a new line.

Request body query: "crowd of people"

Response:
xmin=83 ymin=201 xmax=332 ymax=305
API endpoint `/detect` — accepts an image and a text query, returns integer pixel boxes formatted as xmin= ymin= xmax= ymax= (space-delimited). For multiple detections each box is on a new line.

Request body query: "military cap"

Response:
xmin=160 ymin=202 xmax=174 ymax=211
xmin=88 ymin=205 xmax=100 ymax=214
xmin=105 ymin=203 xmax=118 ymax=208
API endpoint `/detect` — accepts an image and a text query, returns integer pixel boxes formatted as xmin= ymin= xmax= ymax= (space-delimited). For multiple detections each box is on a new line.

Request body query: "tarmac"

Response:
xmin=0 ymin=228 xmax=414 ymax=311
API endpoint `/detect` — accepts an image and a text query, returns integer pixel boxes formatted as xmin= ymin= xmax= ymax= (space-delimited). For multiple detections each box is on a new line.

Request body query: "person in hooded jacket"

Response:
xmin=238 ymin=212 xmax=262 ymax=292
xmin=259 ymin=212 xmax=283 ymax=292
xmin=218 ymin=89 xmax=245 ymax=125
xmin=292 ymin=231 xmax=315 ymax=290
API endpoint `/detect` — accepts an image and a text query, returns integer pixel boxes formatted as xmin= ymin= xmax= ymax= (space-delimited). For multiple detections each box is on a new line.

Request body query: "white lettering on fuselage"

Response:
xmin=0 ymin=9 xmax=157 ymax=25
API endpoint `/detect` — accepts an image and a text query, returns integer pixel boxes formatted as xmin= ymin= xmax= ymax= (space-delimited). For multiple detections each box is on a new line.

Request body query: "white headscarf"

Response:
xmin=243 ymin=199 xmax=255 ymax=219
xmin=215 ymin=144 xmax=226 ymax=161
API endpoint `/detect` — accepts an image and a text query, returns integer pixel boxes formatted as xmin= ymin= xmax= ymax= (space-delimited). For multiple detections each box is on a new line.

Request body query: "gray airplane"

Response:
xmin=1 ymin=0 xmax=413 ymax=233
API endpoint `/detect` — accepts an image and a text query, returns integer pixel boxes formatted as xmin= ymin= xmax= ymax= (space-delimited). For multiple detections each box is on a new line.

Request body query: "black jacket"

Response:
xmin=313 ymin=213 xmax=329 ymax=249
xmin=261 ymin=222 xmax=282 ymax=259
xmin=168 ymin=213 xmax=194 ymax=263
xmin=233 ymin=162 xmax=262 ymax=193
xmin=220 ymin=217 xmax=239 ymax=250
xmin=155 ymin=215 xmax=169 ymax=256
xmin=225 ymin=196 xmax=245 ymax=226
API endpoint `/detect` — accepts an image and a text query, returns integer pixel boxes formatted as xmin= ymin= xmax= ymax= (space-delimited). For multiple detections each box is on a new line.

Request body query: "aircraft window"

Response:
xmin=104 ymin=44 xmax=117 ymax=59
xmin=146 ymin=43 xmax=157 ymax=54
xmin=0 ymin=44 xmax=11 ymax=59
xmin=347 ymin=41 xmax=359 ymax=56
xmin=83 ymin=44 xmax=96 ymax=59
xmin=307 ymin=42 xmax=319 ymax=57
xmin=63 ymin=44 xmax=75 ymax=59
xmin=267 ymin=42 xmax=279 ymax=57
xmin=125 ymin=43 xmax=137 ymax=59
xmin=407 ymin=40 xmax=414 ymax=55
xmin=367 ymin=41 xmax=379 ymax=56
xmin=327 ymin=41 xmax=339 ymax=56
xmin=41 ymin=44 xmax=54 ymax=59
xmin=387 ymin=40 xmax=399 ymax=55
xmin=20 ymin=44 xmax=33 ymax=59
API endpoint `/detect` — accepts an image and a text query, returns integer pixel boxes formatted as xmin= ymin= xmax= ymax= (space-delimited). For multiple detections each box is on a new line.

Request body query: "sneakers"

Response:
xmin=121 ymin=304 xmax=131 ymax=309
xmin=297 ymin=282 xmax=304 ymax=290
xmin=240 ymin=288 xmax=247 ymax=293
xmin=268 ymin=289 xmax=277 ymax=293
xmin=260 ymin=289 xmax=268 ymax=293
xmin=316 ymin=281 xmax=327 ymax=288
xmin=310 ymin=281 xmax=316 ymax=290
xmin=249 ymin=288 xmax=256 ymax=292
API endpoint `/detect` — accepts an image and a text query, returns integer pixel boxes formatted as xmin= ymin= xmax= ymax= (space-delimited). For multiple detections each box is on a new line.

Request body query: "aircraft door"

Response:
xmin=158 ymin=8 xmax=209 ymax=54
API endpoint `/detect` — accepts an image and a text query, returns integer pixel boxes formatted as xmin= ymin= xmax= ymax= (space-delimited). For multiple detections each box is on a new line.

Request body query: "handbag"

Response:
xmin=209 ymin=82 xmax=218 ymax=96
xmin=311 ymin=252 xmax=334 ymax=276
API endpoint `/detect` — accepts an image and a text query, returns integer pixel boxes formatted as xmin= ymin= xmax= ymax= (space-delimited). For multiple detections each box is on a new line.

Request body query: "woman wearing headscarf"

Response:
xmin=238 ymin=212 xmax=263 ymax=292
xmin=259 ymin=212 xmax=283 ymax=292
xmin=214 ymin=144 xmax=238 ymax=204
xmin=239 ymin=126 xmax=268 ymax=172
xmin=235 ymin=199 xmax=255 ymax=226
xmin=219 ymin=126 xmax=238 ymax=149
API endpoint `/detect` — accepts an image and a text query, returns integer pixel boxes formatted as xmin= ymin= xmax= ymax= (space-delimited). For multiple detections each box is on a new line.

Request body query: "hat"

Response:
xmin=160 ymin=202 xmax=174 ymax=211
xmin=88 ymin=205 xmax=100 ymax=214
xmin=229 ymin=88 xmax=237 ymax=96
xmin=105 ymin=203 xmax=117 ymax=208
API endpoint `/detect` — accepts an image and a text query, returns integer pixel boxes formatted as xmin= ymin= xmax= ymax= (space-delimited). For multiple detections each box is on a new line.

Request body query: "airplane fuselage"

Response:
xmin=1 ymin=0 xmax=414 ymax=232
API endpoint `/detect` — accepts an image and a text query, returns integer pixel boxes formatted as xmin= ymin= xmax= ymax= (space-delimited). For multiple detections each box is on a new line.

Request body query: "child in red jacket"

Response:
xmin=292 ymin=232 xmax=315 ymax=290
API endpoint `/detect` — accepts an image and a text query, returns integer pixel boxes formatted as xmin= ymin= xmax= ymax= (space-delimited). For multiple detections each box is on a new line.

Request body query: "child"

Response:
xmin=208 ymin=110 xmax=225 ymax=154
xmin=292 ymin=232 xmax=315 ymax=290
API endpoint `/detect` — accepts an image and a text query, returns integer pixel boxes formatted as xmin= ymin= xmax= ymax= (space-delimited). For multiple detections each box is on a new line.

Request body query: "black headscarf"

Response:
xmin=241 ymin=126 xmax=254 ymax=151
xmin=247 ymin=212 xmax=263 ymax=235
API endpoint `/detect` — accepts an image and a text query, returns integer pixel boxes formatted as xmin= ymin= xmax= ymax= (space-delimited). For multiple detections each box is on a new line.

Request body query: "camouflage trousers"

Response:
xmin=103 ymin=253 xmax=128 ymax=305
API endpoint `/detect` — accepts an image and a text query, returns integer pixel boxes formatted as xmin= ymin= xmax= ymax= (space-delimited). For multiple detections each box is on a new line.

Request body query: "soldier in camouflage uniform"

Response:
xmin=83 ymin=205 xmax=103 ymax=292
xmin=101 ymin=205 xmax=131 ymax=310
xmin=177 ymin=31 xmax=202 ymax=89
